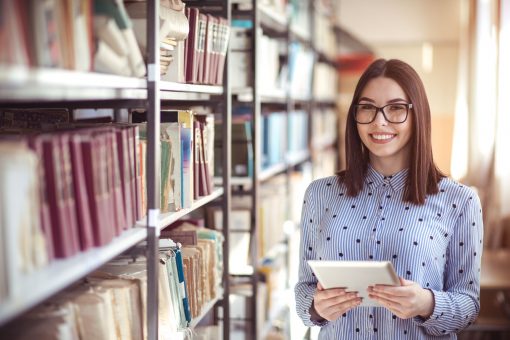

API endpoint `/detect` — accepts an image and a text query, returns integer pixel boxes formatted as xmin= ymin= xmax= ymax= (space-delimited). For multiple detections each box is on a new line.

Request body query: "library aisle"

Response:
xmin=0 ymin=0 xmax=339 ymax=339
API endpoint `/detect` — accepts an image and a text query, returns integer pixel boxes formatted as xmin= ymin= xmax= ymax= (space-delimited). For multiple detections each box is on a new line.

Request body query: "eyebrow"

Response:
xmin=358 ymin=97 xmax=408 ymax=103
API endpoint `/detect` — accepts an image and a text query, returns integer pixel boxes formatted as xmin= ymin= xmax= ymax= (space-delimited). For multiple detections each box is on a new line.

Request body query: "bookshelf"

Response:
xmin=227 ymin=0 xmax=340 ymax=339
xmin=0 ymin=225 xmax=147 ymax=326
xmin=0 ymin=1 xmax=232 ymax=340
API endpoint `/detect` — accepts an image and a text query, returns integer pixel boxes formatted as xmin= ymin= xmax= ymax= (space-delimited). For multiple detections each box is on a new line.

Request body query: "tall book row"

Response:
xmin=214 ymin=109 xmax=309 ymax=179
xmin=0 ymin=0 xmax=230 ymax=85
xmin=0 ymin=107 xmax=215 ymax=308
xmin=0 ymin=123 xmax=143 ymax=272
xmin=1 ymin=220 xmax=223 ymax=339
xmin=133 ymin=110 xmax=216 ymax=212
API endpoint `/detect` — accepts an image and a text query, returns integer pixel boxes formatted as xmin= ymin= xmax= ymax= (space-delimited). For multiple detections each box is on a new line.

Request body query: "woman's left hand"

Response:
xmin=367 ymin=278 xmax=435 ymax=319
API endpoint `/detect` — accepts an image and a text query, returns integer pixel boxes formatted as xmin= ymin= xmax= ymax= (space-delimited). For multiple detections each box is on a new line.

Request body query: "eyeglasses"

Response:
xmin=354 ymin=103 xmax=413 ymax=124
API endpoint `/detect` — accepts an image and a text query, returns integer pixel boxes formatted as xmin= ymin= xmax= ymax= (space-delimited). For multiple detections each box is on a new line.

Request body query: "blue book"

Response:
xmin=174 ymin=247 xmax=192 ymax=323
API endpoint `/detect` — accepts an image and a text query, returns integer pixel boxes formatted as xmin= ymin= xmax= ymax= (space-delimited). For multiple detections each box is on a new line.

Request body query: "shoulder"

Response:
xmin=437 ymin=177 xmax=481 ymax=208
xmin=306 ymin=175 xmax=344 ymax=194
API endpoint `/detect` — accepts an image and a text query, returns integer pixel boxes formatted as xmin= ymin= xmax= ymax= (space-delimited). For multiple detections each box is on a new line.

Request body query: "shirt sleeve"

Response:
xmin=294 ymin=181 xmax=328 ymax=327
xmin=413 ymin=189 xmax=483 ymax=335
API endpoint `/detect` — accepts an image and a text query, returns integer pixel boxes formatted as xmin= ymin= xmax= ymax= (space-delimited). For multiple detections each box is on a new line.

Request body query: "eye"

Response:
xmin=388 ymin=104 xmax=406 ymax=111
xmin=358 ymin=104 xmax=375 ymax=110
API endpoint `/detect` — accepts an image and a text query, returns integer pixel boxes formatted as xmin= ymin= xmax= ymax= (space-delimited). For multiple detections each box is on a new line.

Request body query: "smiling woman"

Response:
xmin=294 ymin=59 xmax=484 ymax=340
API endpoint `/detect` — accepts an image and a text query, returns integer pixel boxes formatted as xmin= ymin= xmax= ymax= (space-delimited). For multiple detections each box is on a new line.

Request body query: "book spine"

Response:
xmin=175 ymin=248 xmax=192 ymax=324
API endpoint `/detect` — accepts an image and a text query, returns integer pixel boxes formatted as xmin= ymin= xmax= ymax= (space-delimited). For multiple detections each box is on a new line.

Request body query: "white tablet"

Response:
xmin=307 ymin=260 xmax=401 ymax=307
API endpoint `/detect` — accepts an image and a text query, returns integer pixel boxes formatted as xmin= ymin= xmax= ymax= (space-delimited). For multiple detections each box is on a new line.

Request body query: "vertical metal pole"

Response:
xmin=222 ymin=2 xmax=232 ymax=339
xmin=146 ymin=0 xmax=160 ymax=339
xmin=309 ymin=0 xmax=316 ymax=168
xmin=251 ymin=1 xmax=260 ymax=339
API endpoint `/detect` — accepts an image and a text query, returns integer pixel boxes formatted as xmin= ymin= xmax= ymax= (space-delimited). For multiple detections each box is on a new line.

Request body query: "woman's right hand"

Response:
xmin=312 ymin=282 xmax=363 ymax=321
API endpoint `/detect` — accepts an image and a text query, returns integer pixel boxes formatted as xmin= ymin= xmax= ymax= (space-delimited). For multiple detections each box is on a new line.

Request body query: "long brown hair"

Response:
xmin=338 ymin=58 xmax=444 ymax=205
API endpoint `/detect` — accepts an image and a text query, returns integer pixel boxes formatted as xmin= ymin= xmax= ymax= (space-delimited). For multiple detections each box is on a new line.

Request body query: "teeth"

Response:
xmin=372 ymin=134 xmax=394 ymax=140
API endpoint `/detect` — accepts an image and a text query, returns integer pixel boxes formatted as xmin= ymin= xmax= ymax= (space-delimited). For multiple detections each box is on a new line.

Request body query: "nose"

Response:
xmin=372 ymin=108 xmax=388 ymax=125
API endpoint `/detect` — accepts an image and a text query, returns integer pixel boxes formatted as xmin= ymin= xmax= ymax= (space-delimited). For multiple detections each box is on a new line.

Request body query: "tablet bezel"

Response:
xmin=307 ymin=260 xmax=401 ymax=307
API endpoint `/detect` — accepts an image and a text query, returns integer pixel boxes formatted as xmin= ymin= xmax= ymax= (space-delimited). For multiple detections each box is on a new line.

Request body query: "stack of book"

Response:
xmin=1 ymin=219 xmax=224 ymax=339
xmin=181 ymin=7 xmax=231 ymax=84
xmin=0 ymin=121 xmax=144 ymax=304
xmin=0 ymin=0 xmax=147 ymax=76
xmin=133 ymin=110 xmax=215 ymax=212
xmin=161 ymin=221 xmax=224 ymax=320
xmin=127 ymin=0 xmax=189 ymax=78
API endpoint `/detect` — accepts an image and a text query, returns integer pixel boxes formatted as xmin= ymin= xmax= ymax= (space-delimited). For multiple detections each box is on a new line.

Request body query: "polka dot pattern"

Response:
xmin=295 ymin=167 xmax=483 ymax=339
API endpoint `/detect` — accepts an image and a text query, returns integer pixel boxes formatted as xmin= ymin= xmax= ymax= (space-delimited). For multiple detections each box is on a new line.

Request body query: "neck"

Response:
xmin=369 ymin=155 xmax=409 ymax=177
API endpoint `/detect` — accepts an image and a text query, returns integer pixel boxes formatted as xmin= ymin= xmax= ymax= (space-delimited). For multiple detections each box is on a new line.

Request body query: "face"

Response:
xmin=356 ymin=77 xmax=413 ymax=174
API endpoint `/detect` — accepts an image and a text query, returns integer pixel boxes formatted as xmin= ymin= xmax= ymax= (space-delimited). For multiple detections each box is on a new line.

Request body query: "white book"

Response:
xmin=0 ymin=143 xmax=47 ymax=302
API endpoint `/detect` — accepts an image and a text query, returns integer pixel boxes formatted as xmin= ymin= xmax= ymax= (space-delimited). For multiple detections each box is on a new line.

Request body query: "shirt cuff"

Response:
xmin=309 ymin=301 xmax=329 ymax=327
xmin=413 ymin=289 xmax=446 ymax=327
xmin=296 ymin=283 xmax=329 ymax=327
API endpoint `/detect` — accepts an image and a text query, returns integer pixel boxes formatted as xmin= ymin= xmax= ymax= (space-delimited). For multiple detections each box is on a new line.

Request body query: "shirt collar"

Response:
xmin=365 ymin=164 xmax=408 ymax=192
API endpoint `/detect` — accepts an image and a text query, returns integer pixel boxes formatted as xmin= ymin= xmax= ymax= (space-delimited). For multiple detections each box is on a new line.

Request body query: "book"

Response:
xmin=94 ymin=0 xmax=146 ymax=77
xmin=0 ymin=142 xmax=48 ymax=302
xmin=42 ymin=133 xmax=81 ymax=258
xmin=0 ymin=0 xmax=31 ymax=66
xmin=215 ymin=17 xmax=230 ymax=85
xmin=68 ymin=133 xmax=95 ymax=251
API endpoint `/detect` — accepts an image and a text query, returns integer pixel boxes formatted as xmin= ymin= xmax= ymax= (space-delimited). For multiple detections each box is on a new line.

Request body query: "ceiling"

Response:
xmin=335 ymin=0 xmax=461 ymax=52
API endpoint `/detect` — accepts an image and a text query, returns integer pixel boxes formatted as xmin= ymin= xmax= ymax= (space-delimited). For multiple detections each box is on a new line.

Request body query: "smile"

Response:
xmin=370 ymin=133 xmax=396 ymax=143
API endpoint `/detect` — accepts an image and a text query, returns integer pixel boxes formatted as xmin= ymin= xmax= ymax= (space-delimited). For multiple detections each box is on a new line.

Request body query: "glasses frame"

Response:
xmin=354 ymin=103 xmax=413 ymax=124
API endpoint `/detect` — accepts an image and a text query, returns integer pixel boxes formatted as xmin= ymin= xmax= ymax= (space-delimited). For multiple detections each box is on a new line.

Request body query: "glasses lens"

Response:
xmin=355 ymin=104 xmax=376 ymax=123
xmin=383 ymin=104 xmax=408 ymax=123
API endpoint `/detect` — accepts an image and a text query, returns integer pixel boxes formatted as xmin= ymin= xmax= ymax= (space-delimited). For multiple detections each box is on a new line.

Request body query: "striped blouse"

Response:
xmin=294 ymin=166 xmax=483 ymax=339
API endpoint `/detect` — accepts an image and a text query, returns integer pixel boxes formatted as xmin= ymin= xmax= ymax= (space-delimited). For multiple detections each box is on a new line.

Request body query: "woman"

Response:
xmin=295 ymin=59 xmax=483 ymax=339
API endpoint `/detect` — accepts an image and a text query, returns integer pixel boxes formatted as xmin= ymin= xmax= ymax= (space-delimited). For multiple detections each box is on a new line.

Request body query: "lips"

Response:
xmin=369 ymin=133 xmax=396 ymax=144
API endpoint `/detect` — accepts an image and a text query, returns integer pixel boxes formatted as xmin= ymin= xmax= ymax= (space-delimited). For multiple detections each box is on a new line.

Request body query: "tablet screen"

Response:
xmin=307 ymin=260 xmax=401 ymax=307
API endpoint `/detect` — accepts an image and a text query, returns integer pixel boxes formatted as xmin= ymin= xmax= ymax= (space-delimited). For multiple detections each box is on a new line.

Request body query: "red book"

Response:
xmin=68 ymin=133 xmax=94 ymax=251
xmin=81 ymin=132 xmax=114 ymax=246
xmin=196 ymin=13 xmax=207 ymax=83
xmin=184 ymin=6 xmax=190 ymax=78
xmin=107 ymin=129 xmax=126 ymax=235
xmin=27 ymin=135 xmax=54 ymax=260
xmin=186 ymin=8 xmax=200 ymax=83
xmin=216 ymin=17 xmax=230 ymax=85
xmin=41 ymin=134 xmax=79 ymax=258
xmin=193 ymin=119 xmax=201 ymax=199
xmin=202 ymin=14 xmax=214 ymax=84
xmin=115 ymin=127 xmax=134 ymax=229
xmin=196 ymin=117 xmax=211 ymax=195
xmin=131 ymin=125 xmax=143 ymax=220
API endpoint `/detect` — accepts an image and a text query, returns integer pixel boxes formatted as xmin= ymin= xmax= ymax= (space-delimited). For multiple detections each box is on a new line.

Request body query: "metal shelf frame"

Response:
xmin=0 ymin=1 xmax=233 ymax=339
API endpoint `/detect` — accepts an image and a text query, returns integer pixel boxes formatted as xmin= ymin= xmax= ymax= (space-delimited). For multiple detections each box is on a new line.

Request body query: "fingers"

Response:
xmin=316 ymin=287 xmax=350 ymax=300
xmin=318 ymin=295 xmax=363 ymax=321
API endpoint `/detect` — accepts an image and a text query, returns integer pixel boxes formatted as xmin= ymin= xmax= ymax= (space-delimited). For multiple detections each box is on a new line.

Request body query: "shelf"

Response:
xmin=0 ymin=66 xmax=147 ymax=102
xmin=290 ymin=26 xmax=311 ymax=44
xmin=312 ymin=136 xmax=337 ymax=151
xmin=260 ymin=162 xmax=287 ymax=181
xmin=313 ymin=97 xmax=337 ymax=106
xmin=189 ymin=287 xmax=224 ymax=328
xmin=258 ymin=4 xmax=288 ymax=35
xmin=232 ymin=87 xmax=287 ymax=104
xmin=135 ymin=188 xmax=224 ymax=230
xmin=0 ymin=225 xmax=148 ymax=326
xmin=286 ymin=150 xmax=311 ymax=167
xmin=316 ymin=51 xmax=338 ymax=67
xmin=159 ymin=82 xmax=224 ymax=95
